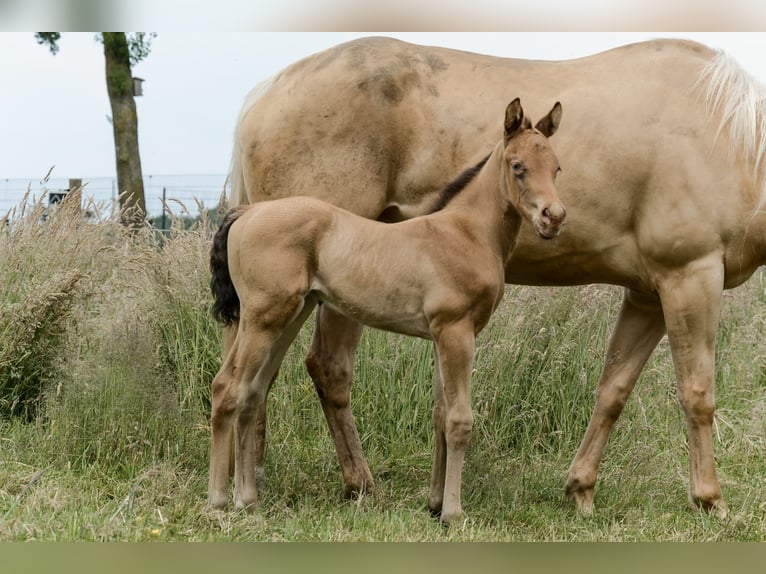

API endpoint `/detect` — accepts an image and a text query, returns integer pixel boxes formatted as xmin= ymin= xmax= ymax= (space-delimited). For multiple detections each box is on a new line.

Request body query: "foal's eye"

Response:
xmin=511 ymin=161 xmax=525 ymax=176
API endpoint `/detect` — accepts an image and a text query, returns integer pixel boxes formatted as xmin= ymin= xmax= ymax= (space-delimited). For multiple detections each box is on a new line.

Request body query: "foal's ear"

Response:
xmin=535 ymin=101 xmax=562 ymax=138
xmin=504 ymin=98 xmax=525 ymax=140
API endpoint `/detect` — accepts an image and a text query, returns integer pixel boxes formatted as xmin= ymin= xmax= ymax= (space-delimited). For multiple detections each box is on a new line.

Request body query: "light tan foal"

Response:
xmin=207 ymin=98 xmax=566 ymax=524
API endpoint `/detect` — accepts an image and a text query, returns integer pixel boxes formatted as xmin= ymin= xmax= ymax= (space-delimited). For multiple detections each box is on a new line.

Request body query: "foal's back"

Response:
xmin=229 ymin=195 xmax=504 ymax=339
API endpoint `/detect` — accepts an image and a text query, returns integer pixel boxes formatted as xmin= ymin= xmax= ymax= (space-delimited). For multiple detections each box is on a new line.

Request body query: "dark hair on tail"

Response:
xmin=210 ymin=206 xmax=247 ymax=326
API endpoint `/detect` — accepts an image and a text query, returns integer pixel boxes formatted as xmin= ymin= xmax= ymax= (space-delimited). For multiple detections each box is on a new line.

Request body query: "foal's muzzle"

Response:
xmin=535 ymin=204 xmax=567 ymax=239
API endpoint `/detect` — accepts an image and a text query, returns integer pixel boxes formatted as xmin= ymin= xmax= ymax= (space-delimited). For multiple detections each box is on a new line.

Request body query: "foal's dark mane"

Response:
xmin=428 ymin=153 xmax=491 ymax=214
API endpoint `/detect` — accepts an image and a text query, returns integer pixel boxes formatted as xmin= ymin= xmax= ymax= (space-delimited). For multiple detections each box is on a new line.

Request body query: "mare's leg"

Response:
xmin=432 ymin=321 xmax=475 ymax=525
xmin=656 ymin=255 xmax=727 ymax=518
xmin=565 ymin=289 xmax=666 ymax=515
xmin=428 ymin=342 xmax=447 ymax=516
xmin=233 ymin=297 xmax=316 ymax=511
xmin=304 ymin=304 xmax=373 ymax=497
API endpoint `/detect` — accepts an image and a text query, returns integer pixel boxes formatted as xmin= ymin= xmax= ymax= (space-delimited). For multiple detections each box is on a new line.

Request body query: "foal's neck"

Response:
xmin=438 ymin=147 xmax=521 ymax=261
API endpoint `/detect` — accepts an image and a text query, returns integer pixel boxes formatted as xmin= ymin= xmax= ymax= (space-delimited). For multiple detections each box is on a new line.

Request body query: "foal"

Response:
xmin=208 ymin=98 xmax=566 ymax=524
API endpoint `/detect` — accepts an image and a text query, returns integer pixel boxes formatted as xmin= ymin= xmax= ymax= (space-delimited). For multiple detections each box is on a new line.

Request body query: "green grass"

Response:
xmin=1 ymin=195 xmax=765 ymax=540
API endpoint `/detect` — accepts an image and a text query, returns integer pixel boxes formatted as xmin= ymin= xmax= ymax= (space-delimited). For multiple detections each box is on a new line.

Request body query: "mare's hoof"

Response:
xmin=690 ymin=493 xmax=728 ymax=520
xmin=428 ymin=504 xmax=442 ymax=520
xmin=343 ymin=478 xmax=373 ymax=499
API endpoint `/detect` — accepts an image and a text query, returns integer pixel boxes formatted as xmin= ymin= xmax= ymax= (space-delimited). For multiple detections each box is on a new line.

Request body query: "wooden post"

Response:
xmin=65 ymin=178 xmax=82 ymax=212
xmin=161 ymin=186 xmax=167 ymax=232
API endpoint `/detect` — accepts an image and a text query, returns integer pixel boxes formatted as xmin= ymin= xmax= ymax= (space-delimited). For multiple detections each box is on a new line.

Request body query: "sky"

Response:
xmin=2 ymin=32 xmax=766 ymax=181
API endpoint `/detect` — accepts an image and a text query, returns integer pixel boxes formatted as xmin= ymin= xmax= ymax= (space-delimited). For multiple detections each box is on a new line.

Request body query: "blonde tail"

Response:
xmin=226 ymin=76 xmax=276 ymax=209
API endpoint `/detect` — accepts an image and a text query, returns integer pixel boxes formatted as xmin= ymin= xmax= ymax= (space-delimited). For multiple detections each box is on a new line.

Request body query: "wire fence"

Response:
xmin=1 ymin=173 xmax=228 ymax=225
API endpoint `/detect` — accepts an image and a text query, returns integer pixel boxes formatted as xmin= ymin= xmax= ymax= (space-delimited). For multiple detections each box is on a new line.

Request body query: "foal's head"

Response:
xmin=502 ymin=98 xmax=566 ymax=239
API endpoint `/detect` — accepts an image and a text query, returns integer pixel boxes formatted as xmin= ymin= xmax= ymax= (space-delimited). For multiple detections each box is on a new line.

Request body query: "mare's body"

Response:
xmin=227 ymin=37 xmax=766 ymax=516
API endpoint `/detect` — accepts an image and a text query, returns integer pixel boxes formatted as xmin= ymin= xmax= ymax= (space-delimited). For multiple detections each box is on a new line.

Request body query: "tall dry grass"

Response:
xmin=1 ymin=193 xmax=97 ymax=419
xmin=1 ymin=191 xmax=764 ymax=540
xmin=1 ymin=193 xmax=218 ymax=472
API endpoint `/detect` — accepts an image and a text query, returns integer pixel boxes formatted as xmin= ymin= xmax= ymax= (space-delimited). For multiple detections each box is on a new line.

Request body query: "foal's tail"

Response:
xmin=210 ymin=206 xmax=248 ymax=326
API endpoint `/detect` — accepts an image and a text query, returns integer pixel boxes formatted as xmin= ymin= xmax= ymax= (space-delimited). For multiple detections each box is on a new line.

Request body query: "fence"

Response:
xmin=0 ymin=173 xmax=228 ymax=224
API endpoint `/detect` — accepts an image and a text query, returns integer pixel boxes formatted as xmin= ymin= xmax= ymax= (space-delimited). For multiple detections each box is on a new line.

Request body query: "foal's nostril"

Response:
xmin=543 ymin=205 xmax=566 ymax=224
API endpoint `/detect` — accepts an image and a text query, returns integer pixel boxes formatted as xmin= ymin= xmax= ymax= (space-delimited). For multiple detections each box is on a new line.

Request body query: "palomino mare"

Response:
xmin=208 ymin=99 xmax=565 ymax=524
xmin=226 ymin=37 xmax=766 ymax=518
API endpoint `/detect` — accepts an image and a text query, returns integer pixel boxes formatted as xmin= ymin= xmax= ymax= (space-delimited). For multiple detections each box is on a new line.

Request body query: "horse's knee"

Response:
xmin=211 ymin=374 xmax=236 ymax=421
xmin=594 ymin=382 xmax=631 ymax=420
xmin=305 ymin=352 xmax=352 ymax=406
xmin=677 ymin=379 xmax=715 ymax=425
xmin=211 ymin=372 xmax=230 ymax=398
xmin=445 ymin=411 xmax=473 ymax=450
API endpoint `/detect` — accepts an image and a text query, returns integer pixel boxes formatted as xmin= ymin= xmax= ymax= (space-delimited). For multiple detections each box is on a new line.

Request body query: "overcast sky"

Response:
xmin=2 ymin=32 xmax=766 ymax=180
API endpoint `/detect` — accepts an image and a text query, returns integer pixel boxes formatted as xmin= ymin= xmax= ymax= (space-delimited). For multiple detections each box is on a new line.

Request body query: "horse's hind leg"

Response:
xmin=221 ymin=321 xmax=238 ymax=481
xmin=233 ymin=296 xmax=317 ymax=511
xmin=304 ymin=304 xmax=373 ymax=497
xmin=565 ymin=289 xmax=666 ymax=515
xmin=209 ymin=332 xmax=241 ymax=509
xmin=657 ymin=256 xmax=727 ymax=518
xmin=248 ymin=297 xmax=318 ymax=496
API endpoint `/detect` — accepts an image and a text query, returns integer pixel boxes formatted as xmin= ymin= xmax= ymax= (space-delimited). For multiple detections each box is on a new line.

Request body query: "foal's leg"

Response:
xmin=248 ymin=298 xmax=318 ymax=497
xmin=565 ymin=289 xmax=666 ymax=515
xmin=208 ymin=332 xmax=241 ymax=509
xmin=304 ymin=304 xmax=373 ymax=497
xmin=432 ymin=321 xmax=475 ymax=525
xmin=428 ymin=342 xmax=447 ymax=516
xmin=210 ymin=319 xmax=275 ymax=510
xmin=229 ymin=326 xmax=277 ymax=510
xmin=222 ymin=321 xmax=238 ymax=480
xmin=656 ymin=256 xmax=727 ymax=518
xmin=233 ymin=297 xmax=317 ymax=511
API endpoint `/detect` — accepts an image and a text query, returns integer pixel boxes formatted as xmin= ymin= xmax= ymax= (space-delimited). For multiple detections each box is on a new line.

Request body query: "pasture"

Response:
xmin=1 ymin=196 xmax=765 ymax=541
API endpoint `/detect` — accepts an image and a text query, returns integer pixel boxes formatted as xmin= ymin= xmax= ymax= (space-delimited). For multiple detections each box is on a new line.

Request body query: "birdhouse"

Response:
xmin=132 ymin=77 xmax=144 ymax=97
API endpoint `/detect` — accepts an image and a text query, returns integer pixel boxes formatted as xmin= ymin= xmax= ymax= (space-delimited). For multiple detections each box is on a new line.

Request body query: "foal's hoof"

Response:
xmin=234 ymin=495 xmax=259 ymax=513
xmin=438 ymin=509 xmax=464 ymax=527
xmin=568 ymin=492 xmax=594 ymax=517
xmin=234 ymin=501 xmax=258 ymax=514
xmin=207 ymin=492 xmax=229 ymax=510
xmin=564 ymin=479 xmax=595 ymax=516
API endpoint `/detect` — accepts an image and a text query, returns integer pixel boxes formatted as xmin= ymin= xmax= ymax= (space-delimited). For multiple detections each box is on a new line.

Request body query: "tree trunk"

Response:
xmin=102 ymin=32 xmax=146 ymax=227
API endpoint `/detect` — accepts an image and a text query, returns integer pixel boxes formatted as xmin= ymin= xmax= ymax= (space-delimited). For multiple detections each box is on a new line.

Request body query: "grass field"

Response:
xmin=1 ymin=196 xmax=765 ymax=541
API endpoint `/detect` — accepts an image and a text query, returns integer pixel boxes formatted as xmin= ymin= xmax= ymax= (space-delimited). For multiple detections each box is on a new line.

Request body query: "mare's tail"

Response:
xmin=227 ymin=77 xmax=275 ymax=209
xmin=210 ymin=207 xmax=248 ymax=326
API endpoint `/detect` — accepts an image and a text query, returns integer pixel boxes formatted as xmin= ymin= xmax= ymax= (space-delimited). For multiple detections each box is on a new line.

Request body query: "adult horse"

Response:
xmin=225 ymin=36 xmax=766 ymax=518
